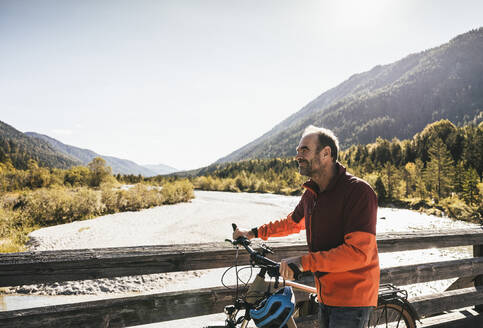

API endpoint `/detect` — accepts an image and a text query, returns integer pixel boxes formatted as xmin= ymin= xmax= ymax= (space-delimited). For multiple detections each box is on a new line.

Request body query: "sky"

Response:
xmin=1 ymin=0 xmax=482 ymax=171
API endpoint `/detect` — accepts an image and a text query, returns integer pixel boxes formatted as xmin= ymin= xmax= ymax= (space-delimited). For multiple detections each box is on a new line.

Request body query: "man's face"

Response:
xmin=296 ymin=134 xmax=324 ymax=177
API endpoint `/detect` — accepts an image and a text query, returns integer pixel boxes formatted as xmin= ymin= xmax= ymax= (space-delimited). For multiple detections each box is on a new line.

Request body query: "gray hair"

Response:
xmin=302 ymin=125 xmax=339 ymax=161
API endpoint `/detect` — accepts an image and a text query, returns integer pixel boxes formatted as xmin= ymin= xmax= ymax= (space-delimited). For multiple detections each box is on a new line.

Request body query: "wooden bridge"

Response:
xmin=0 ymin=227 xmax=482 ymax=327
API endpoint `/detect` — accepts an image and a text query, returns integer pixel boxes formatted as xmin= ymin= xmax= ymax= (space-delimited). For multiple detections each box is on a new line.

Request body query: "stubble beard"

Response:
xmin=298 ymin=160 xmax=311 ymax=177
xmin=298 ymin=154 xmax=323 ymax=178
xmin=298 ymin=159 xmax=317 ymax=177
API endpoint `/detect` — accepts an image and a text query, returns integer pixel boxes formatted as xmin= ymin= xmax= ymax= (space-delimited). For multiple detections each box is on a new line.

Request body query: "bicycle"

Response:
xmin=205 ymin=224 xmax=419 ymax=328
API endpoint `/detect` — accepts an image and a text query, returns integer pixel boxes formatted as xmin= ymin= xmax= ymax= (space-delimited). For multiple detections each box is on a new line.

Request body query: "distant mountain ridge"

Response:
xmin=0 ymin=121 xmax=177 ymax=176
xmin=217 ymin=28 xmax=483 ymax=163
xmin=0 ymin=121 xmax=80 ymax=169
xmin=143 ymin=163 xmax=178 ymax=175
xmin=25 ymin=132 xmax=176 ymax=176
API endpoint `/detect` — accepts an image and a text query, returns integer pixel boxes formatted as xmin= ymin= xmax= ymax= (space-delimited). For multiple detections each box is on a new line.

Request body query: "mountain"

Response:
xmin=0 ymin=121 xmax=177 ymax=176
xmin=217 ymin=28 xmax=483 ymax=163
xmin=0 ymin=121 xmax=81 ymax=169
xmin=142 ymin=163 xmax=178 ymax=175
xmin=25 ymin=132 xmax=161 ymax=177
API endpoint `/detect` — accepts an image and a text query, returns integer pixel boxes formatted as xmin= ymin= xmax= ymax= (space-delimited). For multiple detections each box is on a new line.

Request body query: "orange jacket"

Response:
xmin=257 ymin=163 xmax=379 ymax=307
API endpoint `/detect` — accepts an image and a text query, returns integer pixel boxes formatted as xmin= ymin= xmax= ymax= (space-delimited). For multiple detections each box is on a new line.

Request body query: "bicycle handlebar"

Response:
xmin=230 ymin=223 xmax=303 ymax=280
xmin=230 ymin=224 xmax=282 ymax=278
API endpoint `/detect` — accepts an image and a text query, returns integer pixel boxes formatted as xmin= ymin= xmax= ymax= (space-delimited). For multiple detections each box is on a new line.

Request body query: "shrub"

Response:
xmin=0 ymin=181 xmax=194 ymax=253
xmin=64 ymin=166 xmax=90 ymax=187
xmin=440 ymin=196 xmax=482 ymax=223
xmin=101 ymin=186 xmax=121 ymax=214
xmin=118 ymin=184 xmax=163 ymax=211
xmin=0 ymin=207 xmax=34 ymax=252
xmin=221 ymin=179 xmax=239 ymax=192
xmin=161 ymin=180 xmax=194 ymax=204
xmin=15 ymin=187 xmax=101 ymax=226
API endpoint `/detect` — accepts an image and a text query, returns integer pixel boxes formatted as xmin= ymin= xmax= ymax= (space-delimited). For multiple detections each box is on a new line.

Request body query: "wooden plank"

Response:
xmin=0 ymin=242 xmax=305 ymax=287
xmin=411 ymin=286 xmax=483 ymax=318
xmin=474 ymin=244 xmax=483 ymax=312
xmin=445 ymin=276 xmax=475 ymax=291
xmin=8 ymin=247 xmax=479 ymax=294
xmin=0 ymin=285 xmax=239 ymax=328
xmin=420 ymin=308 xmax=483 ymax=328
xmin=0 ymin=255 xmax=482 ymax=296
xmin=380 ymin=257 xmax=483 ymax=285
xmin=1 ymin=228 xmax=482 ymax=287
xmin=299 ymin=257 xmax=483 ymax=291
xmin=376 ymin=228 xmax=483 ymax=253
xmin=1 ymin=285 xmax=482 ymax=327
xmin=423 ymin=316 xmax=483 ymax=328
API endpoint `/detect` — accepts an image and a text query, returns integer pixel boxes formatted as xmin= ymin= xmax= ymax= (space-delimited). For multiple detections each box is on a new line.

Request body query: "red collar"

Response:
xmin=302 ymin=162 xmax=346 ymax=194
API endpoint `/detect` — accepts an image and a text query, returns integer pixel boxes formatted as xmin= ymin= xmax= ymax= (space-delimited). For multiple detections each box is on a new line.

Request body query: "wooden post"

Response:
xmin=474 ymin=244 xmax=483 ymax=313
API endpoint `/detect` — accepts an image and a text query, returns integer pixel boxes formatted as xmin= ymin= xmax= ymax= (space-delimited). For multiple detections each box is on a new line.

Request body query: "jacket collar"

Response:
xmin=302 ymin=162 xmax=346 ymax=195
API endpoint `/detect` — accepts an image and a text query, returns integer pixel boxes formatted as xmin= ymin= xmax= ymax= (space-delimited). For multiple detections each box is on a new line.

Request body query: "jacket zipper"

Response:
xmin=309 ymin=197 xmax=317 ymax=250
xmin=303 ymin=186 xmax=317 ymax=251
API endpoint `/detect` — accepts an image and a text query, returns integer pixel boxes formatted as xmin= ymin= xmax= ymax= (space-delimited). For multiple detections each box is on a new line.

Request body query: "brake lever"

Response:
xmin=260 ymin=243 xmax=274 ymax=255
xmin=226 ymin=237 xmax=251 ymax=248
xmin=267 ymin=265 xmax=280 ymax=278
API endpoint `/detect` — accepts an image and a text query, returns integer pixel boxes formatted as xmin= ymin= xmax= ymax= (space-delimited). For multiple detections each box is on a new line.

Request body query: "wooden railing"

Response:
xmin=0 ymin=228 xmax=482 ymax=327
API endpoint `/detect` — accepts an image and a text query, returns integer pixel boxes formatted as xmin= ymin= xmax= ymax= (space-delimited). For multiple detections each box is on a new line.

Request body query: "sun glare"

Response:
xmin=328 ymin=0 xmax=389 ymax=30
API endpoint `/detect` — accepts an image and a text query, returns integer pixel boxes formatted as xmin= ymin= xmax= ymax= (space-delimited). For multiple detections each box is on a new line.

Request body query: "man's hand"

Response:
xmin=233 ymin=227 xmax=255 ymax=240
xmin=280 ymin=256 xmax=303 ymax=280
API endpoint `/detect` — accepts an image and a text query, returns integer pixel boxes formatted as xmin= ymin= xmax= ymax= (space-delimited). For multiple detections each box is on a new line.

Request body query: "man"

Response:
xmin=234 ymin=125 xmax=379 ymax=328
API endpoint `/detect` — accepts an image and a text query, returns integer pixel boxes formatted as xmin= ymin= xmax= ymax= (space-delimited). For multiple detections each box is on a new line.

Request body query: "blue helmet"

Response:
xmin=249 ymin=286 xmax=295 ymax=328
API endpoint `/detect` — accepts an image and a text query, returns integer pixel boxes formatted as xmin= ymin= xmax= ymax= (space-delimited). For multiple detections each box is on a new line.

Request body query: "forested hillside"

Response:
xmin=186 ymin=120 xmax=482 ymax=223
xmin=0 ymin=121 xmax=80 ymax=169
xmin=0 ymin=122 xmax=174 ymax=176
xmin=25 ymin=132 xmax=159 ymax=176
xmin=218 ymin=28 xmax=483 ymax=163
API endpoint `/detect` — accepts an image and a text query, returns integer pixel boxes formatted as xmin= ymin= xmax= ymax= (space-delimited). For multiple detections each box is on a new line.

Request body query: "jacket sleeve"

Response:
xmin=301 ymin=231 xmax=377 ymax=272
xmin=257 ymin=192 xmax=306 ymax=240
xmin=258 ymin=213 xmax=306 ymax=240
xmin=301 ymin=183 xmax=378 ymax=272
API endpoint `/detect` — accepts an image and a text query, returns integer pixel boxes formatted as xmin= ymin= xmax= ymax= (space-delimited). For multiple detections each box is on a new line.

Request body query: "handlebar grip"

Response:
xmin=232 ymin=223 xmax=237 ymax=231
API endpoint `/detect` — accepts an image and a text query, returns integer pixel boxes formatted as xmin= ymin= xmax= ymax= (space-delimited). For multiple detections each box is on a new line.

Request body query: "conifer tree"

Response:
xmin=463 ymin=123 xmax=483 ymax=180
xmin=382 ymin=162 xmax=399 ymax=200
xmin=402 ymin=162 xmax=416 ymax=197
xmin=453 ymin=161 xmax=466 ymax=193
xmin=374 ymin=176 xmax=387 ymax=203
xmin=425 ymin=138 xmax=454 ymax=200
xmin=462 ymin=167 xmax=480 ymax=205
xmin=390 ymin=138 xmax=403 ymax=166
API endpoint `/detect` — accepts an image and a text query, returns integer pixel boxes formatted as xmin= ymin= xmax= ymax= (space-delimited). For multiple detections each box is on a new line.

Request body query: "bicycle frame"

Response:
xmin=221 ymin=270 xmax=418 ymax=328
xmin=217 ymin=229 xmax=316 ymax=328
xmin=213 ymin=227 xmax=418 ymax=328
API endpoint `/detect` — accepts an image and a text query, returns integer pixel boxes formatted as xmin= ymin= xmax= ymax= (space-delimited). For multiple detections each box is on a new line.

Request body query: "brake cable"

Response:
xmin=234 ymin=244 xmax=239 ymax=300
